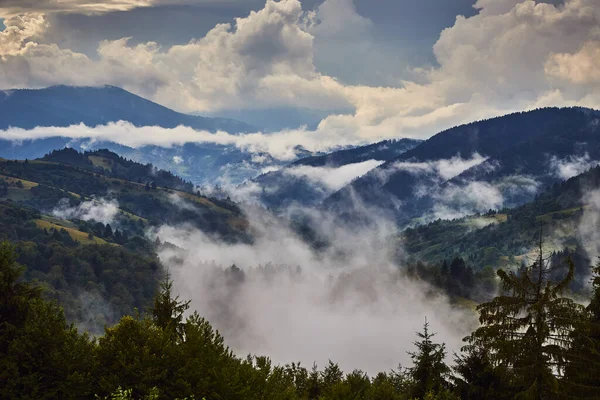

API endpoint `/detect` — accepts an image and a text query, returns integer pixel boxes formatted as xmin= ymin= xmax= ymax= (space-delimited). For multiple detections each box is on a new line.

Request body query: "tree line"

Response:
xmin=2 ymin=235 xmax=600 ymax=400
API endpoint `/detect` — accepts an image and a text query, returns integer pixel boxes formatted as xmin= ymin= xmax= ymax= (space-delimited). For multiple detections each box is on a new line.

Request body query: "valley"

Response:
xmin=0 ymin=1 xmax=599 ymax=393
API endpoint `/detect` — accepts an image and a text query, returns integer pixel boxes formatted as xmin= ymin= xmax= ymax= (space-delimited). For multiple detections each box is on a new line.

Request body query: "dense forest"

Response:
xmin=0 ymin=150 xmax=250 ymax=330
xmin=2 ymin=148 xmax=600 ymax=399
xmin=2 ymin=237 xmax=600 ymax=399
xmin=402 ymin=165 xmax=600 ymax=271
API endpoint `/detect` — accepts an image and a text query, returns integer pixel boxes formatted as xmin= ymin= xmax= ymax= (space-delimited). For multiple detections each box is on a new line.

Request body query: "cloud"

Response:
xmin=428 ymin=175 xmax=540 ymax=221
xmin=579 ymin=189 xmax=600 ymax=260
xmin=153 ymin=203 xmax=475 ymax=374
xmin=0 ymin=0 xmax=598 ymax=145
xmin=0 ymin=0 xmax=201 ymax=16
xmin=0 ymin=13 xmax=48 ymax=55
xmin=285 ymin=159 xmax=384 ymax=191
xmin=305 ymin=0 xmax=371 ymax=38
xmin=394 ymin=153 xmax=487 ymax=181
xmin=546 ymin=40 xmax=600 ymax=86
xmin=52 ymin=197 xmax=119 ymax=224
xmin=549 ymin=153 xmax=599 ymax=180
xmin=172 ymin=155 xmax=183 ymax=164
xmin=0 ymin=121 xmax=364 ymax=161
xmin=391 ymin=153 xmax=487 ymax=183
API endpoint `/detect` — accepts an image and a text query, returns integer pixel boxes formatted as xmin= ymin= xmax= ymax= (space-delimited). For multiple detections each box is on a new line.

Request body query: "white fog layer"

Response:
xmin=153 ymin=206 xmax=476 ymax=374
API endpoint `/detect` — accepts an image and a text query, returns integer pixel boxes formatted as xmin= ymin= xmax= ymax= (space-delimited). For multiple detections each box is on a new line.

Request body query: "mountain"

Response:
xmin=1 ymin=148 xmax=247 ymax=239
xmin=324 ymin=107 xmax=600 ymax=224
xmin=400 ymin=164 xmax=600 ymax=290
xmin=0 ymin=85 xmax=253 ymax=132
xmin=249 ymin=139 xmax=422 ymax=210
xmin=0 ymin=85 xmax=352 ymax=186
xmin=0 ymin=148 xmax=250 ymax=329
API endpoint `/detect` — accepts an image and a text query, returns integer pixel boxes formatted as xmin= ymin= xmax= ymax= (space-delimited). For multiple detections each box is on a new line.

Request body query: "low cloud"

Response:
xmin=154 ymin=203 xmax=475 ymax=374
xmin=579 ymin=189 xmax=600 ymax=260
xmin=0 ymin=121 xmax=367 ymax=161
xmin=428 ymin=175 xmax=540 ymax=222
xmin=52 ymin=197 xmax=119 ymax=224
xmin=549 ymin=153 xmax=599 ymax=180
xmin=285 ymin=159 xmax=384 ymax=191
xmin=393 ymin=153 xmax=487 ymax=182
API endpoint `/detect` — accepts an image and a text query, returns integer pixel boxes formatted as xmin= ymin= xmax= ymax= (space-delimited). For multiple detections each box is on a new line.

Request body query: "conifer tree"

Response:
xmin=151 ymin=270 xmax=190 ymax=341
xmin=407 ymin=319 xmax=450 ymax=399
xmin=466 ymin=233 xmax=584 ymax=399
xmin=563 ymin=259 xmax=600 ymax=398
xmin=453 ymin=343 xmax=515 ymax=400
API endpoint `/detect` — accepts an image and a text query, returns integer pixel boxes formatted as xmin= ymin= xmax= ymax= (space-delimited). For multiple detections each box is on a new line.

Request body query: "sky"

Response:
xmin=0 ymin=0 xmax=597 ymax=144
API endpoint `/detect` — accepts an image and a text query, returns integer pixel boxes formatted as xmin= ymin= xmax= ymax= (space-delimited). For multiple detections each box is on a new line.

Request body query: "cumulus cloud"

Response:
xmin=546 ymin=41 xmax=600 ymax=86
xmin=0 ymin=0 xmax=199 ymax=16
xmin=52 ymin=197 xmax=119 ymax=224
xmin=0 ymin=0 xmax=598 ymax=145
xmin=0 ymin=13 xmax=48 ymax=55
xmin=286 ymin=159 xmax=384 ymax=191
xmin=153 ymin=204 xmax=475 ymax=374
xmin=549 ymin=153 xmax=599 ymax=180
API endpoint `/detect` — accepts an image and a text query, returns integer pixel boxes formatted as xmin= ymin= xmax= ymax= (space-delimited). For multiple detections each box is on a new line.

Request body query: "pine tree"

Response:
xmin=453 ymin=344 xmax=515 ymax=400
xmin=151 ymin=271 xmax=190 ymax=341
xmin=466 ymin=233 xmax=584 ymax=399
xmin=407 ymin=319 xmax=450 ymax=399
xmin=563 ymin=259 xmax=600 ymax=398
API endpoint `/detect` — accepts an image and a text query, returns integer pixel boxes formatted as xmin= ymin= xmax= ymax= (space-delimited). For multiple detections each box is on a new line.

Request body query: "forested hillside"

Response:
xmin=324 ymin=107 xmax=600 ymax=224
xmin=0 ymin=149 xmax=250 ymax=330
xmin=251 ymin=139 xmax=421 ymax=210
xmin=2 ymin=239 xmax=599 ymax=399
xmin=402 ymin=165 xmax=600 ymax=274
xmin=0 ymin=149 xmax=246 ymax=238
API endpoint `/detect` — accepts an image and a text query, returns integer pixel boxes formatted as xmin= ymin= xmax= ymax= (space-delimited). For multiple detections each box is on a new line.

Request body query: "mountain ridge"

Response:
xmin=0 ymin=85 xmax=255 ymax=132
xmin=323 ymin=107 xmax=600 ymax=223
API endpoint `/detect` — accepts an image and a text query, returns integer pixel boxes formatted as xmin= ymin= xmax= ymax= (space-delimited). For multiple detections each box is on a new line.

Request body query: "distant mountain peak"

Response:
xmin=0 ymin=84 xmax=256 ymax=132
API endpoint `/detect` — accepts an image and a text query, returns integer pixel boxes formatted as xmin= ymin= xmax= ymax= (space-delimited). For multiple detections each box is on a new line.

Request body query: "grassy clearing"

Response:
xmin=40 ymin=215 xmax=78 ymax=229
xmin=536 ymin=206 xmax=586 ymax=223
xmin=35 ymin=219 xmax=110 ymax=245
xmin=88 ymin=156 xmax=113 ymax=171
xmin=0 ymin=174 xmax=39 ymax=189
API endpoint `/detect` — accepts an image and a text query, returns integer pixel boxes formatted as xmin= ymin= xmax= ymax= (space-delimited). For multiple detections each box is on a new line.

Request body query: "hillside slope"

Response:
xmin=325 ymin=107 xmax=600 ymax=224
xmin=401 ymin=164 xmax=600 ymax=280
xmin=0 ymin=149 xmax=251 ymax=330
xmin=249 ymin=139 xmax=421 ymax=210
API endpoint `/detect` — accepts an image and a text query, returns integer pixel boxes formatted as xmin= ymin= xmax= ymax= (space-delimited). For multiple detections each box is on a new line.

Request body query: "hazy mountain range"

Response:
xmin=0 ymin=86 xmax=338 ymax=185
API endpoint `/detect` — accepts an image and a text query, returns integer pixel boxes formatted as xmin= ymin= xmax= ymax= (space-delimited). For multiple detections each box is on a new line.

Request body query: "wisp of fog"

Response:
xmin=153 ymin=200 xmax=476 ymax=375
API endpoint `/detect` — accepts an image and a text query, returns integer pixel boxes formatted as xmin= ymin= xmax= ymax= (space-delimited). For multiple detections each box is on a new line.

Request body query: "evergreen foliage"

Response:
xmin=407 ymin=320 xmax=451 ymax=399
xmin=466 ymin=233 xmax=585 ymax=399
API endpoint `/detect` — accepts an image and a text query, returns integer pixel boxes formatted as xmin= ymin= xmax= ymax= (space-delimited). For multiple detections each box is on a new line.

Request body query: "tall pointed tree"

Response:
xmin=453 ymin=343 xmax=515 ymax=400
xmin=407 ymin=319 xmax=450 ymax=399
xmin=151 ymin=270 xmax=190 ymax=341
xmin=466 ymin=232 xmax=584 ymax=399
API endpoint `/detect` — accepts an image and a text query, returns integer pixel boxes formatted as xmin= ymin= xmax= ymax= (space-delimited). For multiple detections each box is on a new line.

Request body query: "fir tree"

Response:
xmin=563 ymin=259 xmax=600 ymax=398
xmin=453 ymin=344 xmax=515 ymax=400
xmin=466 ymin=233 xmax=584 ymax=399
xmin=407 ymin=319 xmax=450 ymax=399
xmin=151 ymin=271 xmax=190 ymax=341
